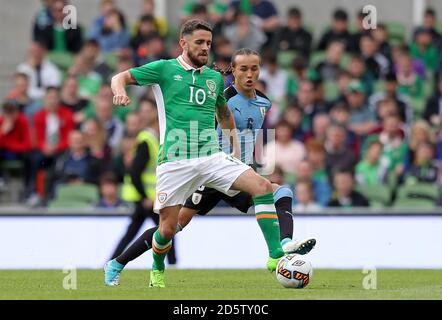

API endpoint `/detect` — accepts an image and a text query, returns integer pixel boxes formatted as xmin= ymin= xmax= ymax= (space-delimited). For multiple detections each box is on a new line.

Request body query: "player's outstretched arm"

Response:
xmin=216 ymin=104 xmax=241 ymax=159
xmin=111 ymin=70 xmax=137 ymax=106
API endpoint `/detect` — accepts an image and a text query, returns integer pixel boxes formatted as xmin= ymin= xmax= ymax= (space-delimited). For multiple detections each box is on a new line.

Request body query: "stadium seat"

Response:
xmin=324 ymin=80 xmax=340 ymax=101
xmin=277 ymin=50 xmax=298 ymax=70
xmin=396 ymin=183 xmax=439 ymax=202
xmin=309 ymin=51 xmax=326 ymax=67
xmin=47 ymin=51 xmax=74 ymax=72
xmin=103 ymin=52 xmax=118 ymax=71
xmin=48 ymin=199 xmax=92 ymax=209
xmin=386 ymin=21 xmax=407 ymax=43
xmin=392 ymin=197 xmax=435 ymax=209
xmin=409 ymin=96 xmax=426 ymax=118
xmin=55 ymin=183 xmax=99 ymax=204
xmin=355 ymin=185 xmax=392 ymax=208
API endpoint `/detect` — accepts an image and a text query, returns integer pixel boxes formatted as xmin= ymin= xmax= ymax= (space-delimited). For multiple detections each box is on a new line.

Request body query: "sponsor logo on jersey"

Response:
xmin=174 ymin=74 xmax=183 ymax=81
xmin=158 ymin=192 xmax=168 ymax=203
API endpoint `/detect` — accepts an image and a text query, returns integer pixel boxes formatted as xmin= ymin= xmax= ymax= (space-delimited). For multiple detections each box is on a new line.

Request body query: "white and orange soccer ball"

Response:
xmin=276 ymin=254 xmax=313 ymax=288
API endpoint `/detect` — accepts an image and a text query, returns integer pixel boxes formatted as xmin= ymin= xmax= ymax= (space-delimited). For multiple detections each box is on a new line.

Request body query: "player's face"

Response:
xmin=181 ymin=30 xmax=212 ymax=68
xmin=232 ymin=54 xmax=260 ymax=92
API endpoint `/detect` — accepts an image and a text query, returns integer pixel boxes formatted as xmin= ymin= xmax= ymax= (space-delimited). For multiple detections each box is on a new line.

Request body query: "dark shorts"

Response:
xmin=183 ymin=186 xmax=253 ymax=215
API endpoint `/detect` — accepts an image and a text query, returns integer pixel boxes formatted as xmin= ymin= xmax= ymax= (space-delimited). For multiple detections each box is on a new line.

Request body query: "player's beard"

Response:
xmin=188 ymin=50 xmax=208 ymax=68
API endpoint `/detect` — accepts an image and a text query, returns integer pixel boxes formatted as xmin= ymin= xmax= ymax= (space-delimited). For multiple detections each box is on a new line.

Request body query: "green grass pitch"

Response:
xmin=1 ymin=269 xmax=441 ymax=300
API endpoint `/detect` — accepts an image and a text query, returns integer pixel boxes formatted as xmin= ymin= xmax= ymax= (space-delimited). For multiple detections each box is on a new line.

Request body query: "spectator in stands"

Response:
xmin=324 ymin=124 xmax=357 ymax=180
xmin=281 ymin=104 xmax=306 ymax=142
xmin=96 ymin=171 xmax=127 ymax=209
xmin=32 ymin=0 xmax=53 ymax=33
xmin=262 ymin=120 xmax=305 ymax=176
xmin=27 ymin=87 xmax=74 ymax=206
xmin=346 ymin=80 xmax=377 ymax=136
xmin=411 ymin=27 xmax=439 ymax=72
xmin=259 ymin=52 xmax=288 ymax=107
xmin=423 ymin=76 xmax=442 ymax=127
xmin=88 ymin=0 xmax=116 ymax=38
xmin=6 ymin=73 xmax=38 ymax=120
xmin=138 ymin=97 xmax=159 ymax=133
xmin=404 ymin=141 xmax=439 ymax=184
xmin=369 ymin=73 xmax=412 ymax=126
xmin=360 ymin=33 xmax=390 ymax=80
xmin=95 ymin=94 xmax=124 ymax=151
xmin=133 ymin=0 xmax=168 ymax=37
xmin=0 ymin=100 xmax=32 ymax=191
xmin=81 ymin=117 xmax=112 ymax=172
xmin=315 ymin=40 xmax=345 ymax=81
xmin=306 ymin=139 xmax=330 ymax=185
xmin=80 ymin=39 xmax=114 ymax=83
xmin=33 ymin=0 xmax=83 ymax=54
xmin=224 ymin=10 xmax=267 ymax=52
xmin=329 ymin=70 xmax=352 ymax=107
xmin=286 ymin=56 xmax=309 ymax=99
xmin=394 ymin=50 xmax=424 ymax=99
xmin=366 ymin=113 xmax=408 ymax=183
xmin=347 ymin=54 xmax=374 ymax=96
xmin=17 ymin=41 xmax=62 ymax=100
xmin=371 ymin=23 xmax=392 ymax=61
xmin=305 ymin=113 xmax=331 ymax=144
xmin=274 ymin=7 xmax=312 ymax=58
xmin=60 ymin=75 xmax=90 ymax=127
xmin=407 ymin=120 xmax=439 ymax=167
xmin=355 ymin=140 xmax=387 ymax=186
xmin=226 ymin=0 xmax=279 ymax=46
xmin=88 ymin=8 xmax=129 ymax=53
xmin=373 ymin=98 xmax=401 ymax=124
xmin=413 ymin=8 xmax=441 ymax=45
xmin=111 ymin=134 xmax=136 ymax=183
xmin=68 ymin=52 xmax=103 ymax=100
xmin=135 ymin=32 xmax=170 ymax=66
xmin=124 ymin=112 xmax=142 ymax=138
xmin=349 ymin=9 xmax=369 ymax=53
xmin=296 ymin=80 xmax=327 ymax=132
xmin=317 ymin=8 xmax=352 ymax=51
xmin=130 ymin=14 xmax=159 ymax=52
xmin=54 ymin=130 xmax=101 ymax=186
xmin=293 ymin=181 xmax=322 ymax=212
xmin=328 ymin=170 xmax=370 ymax=207
xmin=293 ymin=159 xmax=331 ymax=207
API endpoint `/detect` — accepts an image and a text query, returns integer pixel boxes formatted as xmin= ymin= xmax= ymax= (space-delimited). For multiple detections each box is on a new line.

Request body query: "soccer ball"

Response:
xmin=276 ymin=254 xmax=313 ymax=288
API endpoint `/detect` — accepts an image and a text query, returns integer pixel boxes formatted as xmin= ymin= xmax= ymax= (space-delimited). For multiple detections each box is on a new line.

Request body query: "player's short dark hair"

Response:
xmin=231 ymin=48 xmax=260 ymax=67
xmin=180 ymin=19 xmax=212 ymax=38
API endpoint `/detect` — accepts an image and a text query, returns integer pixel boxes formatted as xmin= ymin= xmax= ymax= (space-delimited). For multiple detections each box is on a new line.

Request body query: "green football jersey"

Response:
xmin=129 ymin=55 xmax=226 ymax=164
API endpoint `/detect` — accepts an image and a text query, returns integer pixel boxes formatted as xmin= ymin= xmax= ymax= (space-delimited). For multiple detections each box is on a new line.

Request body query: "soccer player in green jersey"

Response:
xmin=110 ymin=19 xmax=284 ymax=288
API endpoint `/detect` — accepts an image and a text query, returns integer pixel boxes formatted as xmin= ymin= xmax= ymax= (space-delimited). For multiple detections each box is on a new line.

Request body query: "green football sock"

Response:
xmin=152 ymin=229 xmax=172 ymax=271
xmin=253 ymin=192 xmax=285 ymax=259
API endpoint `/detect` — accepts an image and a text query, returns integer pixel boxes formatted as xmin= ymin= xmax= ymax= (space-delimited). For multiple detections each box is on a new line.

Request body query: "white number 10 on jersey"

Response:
xmin=189 ymin=86 xmax=206 ymax=105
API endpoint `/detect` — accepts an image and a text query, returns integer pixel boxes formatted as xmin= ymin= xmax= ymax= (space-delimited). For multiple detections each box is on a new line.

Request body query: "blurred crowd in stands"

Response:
xmin=2 ymin=0 xmax=442 ymax=210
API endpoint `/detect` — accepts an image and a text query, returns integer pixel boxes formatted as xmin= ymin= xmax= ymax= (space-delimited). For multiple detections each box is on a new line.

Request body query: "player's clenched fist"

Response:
xmin=113 ymin=94 xmax=131 ymax=106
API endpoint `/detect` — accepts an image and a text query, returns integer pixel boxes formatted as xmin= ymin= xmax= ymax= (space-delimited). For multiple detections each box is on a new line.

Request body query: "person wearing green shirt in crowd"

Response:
xmin=411 ymin=28 xmax=439 ymax=73
xmin=356 ymin=140 xmax=388 ymax=186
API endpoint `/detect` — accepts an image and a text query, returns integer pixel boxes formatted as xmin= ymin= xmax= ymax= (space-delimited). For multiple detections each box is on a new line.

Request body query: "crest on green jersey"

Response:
xmin=206 ymin=79 xmax=217 ymax=92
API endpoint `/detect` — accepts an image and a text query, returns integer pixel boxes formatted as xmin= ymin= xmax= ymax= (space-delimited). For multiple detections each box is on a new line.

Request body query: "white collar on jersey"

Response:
xmin=177 ymin=55 xmax=205 ymax=72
